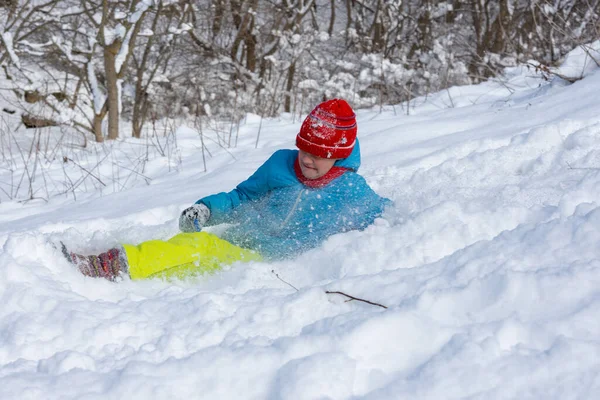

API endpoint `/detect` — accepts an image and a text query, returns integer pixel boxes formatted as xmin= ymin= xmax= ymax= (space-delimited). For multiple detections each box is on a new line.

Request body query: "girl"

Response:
xmin=65 ymin=99 xmax=390 ymax=281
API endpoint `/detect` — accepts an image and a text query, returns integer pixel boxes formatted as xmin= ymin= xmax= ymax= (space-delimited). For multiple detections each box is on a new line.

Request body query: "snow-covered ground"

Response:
xmin=1 ymin=44 xmax=600 ymax=399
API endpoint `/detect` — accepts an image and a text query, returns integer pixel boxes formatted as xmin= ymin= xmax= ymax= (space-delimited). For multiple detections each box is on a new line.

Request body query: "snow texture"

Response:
xmin=1 ymin=31 xmax=20 ymax=68
xmin=87 ymin=60 xmax=105 ymax=115
xmin=1 ymin=45 xmax=600 ymax=399
xmin=114 ymin=0 xmax=154 ymax=76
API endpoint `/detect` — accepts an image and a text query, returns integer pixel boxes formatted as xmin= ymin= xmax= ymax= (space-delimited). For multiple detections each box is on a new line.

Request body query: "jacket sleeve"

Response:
xmin=196 ymin=150 xmax=294 ymax=226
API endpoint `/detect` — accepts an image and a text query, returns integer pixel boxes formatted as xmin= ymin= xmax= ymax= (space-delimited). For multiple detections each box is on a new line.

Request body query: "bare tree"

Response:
xmin=1 ymin=0 xmax=599 ymax=147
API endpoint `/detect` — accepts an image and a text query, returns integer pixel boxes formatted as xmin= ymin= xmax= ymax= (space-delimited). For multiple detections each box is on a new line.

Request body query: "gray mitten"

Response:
xmin=179 ymin=203 xmax=211 ymax=232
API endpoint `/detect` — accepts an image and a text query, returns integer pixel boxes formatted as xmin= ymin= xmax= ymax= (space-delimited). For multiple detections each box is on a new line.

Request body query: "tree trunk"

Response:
xmin=104 ymin=40 xmax=121 ymax=140
xmin=284 ymin=61 xmax=296 ymax=113
xmin=345 ymin=0 xmax=352 ymax=43
xmin=328 ymin=0 xmax=335 ymax=36
xmin=213 ymin=0 xmax=226 ymax=37
xmin=132 ymin=110 xmax=142 ymax=139
xmin=132 ymin=92 xmax=149 ymax=139
xmin=93 ymin=113 xmax=104 ymax=143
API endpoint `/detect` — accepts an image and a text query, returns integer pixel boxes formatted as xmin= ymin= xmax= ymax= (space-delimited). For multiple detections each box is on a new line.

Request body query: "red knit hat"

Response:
xmin=296 ymin=99 xmax=357 ymax=159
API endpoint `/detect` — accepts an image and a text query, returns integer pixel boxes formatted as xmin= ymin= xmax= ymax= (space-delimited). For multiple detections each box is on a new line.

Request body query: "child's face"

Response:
xmin=298 ymin=150 xmax=337 ymax=179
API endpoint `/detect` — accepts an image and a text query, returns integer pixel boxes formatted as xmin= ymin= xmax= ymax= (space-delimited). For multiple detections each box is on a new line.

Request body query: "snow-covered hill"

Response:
xmin=1 ymin=44 xmax=600 ymax=399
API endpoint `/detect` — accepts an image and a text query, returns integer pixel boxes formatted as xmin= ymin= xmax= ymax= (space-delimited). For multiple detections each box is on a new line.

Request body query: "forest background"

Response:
xmin=1 ymin=0 xmax=598 ymax=144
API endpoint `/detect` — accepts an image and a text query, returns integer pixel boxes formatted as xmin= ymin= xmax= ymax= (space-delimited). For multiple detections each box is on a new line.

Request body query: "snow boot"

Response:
xmin=60 ymin=242 xmax=129 ymax=281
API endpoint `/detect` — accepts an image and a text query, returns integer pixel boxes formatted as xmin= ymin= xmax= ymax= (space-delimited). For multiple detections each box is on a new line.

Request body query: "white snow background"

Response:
xmin=1 ymin=43 xmax=600 ymax=399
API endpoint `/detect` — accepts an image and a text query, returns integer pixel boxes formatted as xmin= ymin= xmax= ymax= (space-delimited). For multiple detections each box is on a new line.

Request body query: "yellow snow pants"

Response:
xmin=122 ymin=232 xmax=262 ymax=280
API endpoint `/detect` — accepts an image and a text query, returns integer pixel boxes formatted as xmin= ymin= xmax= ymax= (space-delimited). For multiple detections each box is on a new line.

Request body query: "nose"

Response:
xmin=301 ymin=152 xmax=314 ymax=165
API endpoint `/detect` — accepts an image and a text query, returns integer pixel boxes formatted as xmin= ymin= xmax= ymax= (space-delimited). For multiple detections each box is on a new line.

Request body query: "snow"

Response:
xmin=1 ymin=44 xmax=600 ymax=399
xmin=553 ymin=40 xmax=600 ymax=79
xmin=114 ymin=0 xmax=155 ymax=76
xmin=87 ymin=61 xmax=106 ymax=116
xmin=104 ymin=23 xmax=126 ymax=48
xmin=1 ymin=31 xmax=20 ymax=68
xmin=115 ymin=27 xmax=133 ymax=74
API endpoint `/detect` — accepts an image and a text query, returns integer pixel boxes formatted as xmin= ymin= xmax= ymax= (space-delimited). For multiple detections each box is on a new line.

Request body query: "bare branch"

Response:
xmin=325 ymin=291 xmax=388 ymax=309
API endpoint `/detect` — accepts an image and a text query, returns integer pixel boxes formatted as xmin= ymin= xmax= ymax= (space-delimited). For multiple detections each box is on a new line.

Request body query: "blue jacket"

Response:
xmin=197 ymin=140 xmax=390 ymax=260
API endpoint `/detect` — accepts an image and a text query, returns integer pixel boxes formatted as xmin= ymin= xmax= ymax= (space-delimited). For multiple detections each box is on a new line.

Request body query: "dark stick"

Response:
xmin=325 ymin=291 xmax=388 ymax=309
xmin=272 ymin=270 xmax=299 ymax=291
xmin=272 ymin=270 xmax=388 ymax=309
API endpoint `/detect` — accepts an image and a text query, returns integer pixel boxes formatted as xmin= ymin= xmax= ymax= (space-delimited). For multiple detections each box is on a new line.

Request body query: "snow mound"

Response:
xmin=1 ymin=48 xmax=600 ymax=399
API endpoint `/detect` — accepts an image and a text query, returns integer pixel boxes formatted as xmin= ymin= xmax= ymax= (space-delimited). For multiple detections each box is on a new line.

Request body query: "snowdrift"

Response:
xmin=1 ymin=44 xmax=600 ymax=399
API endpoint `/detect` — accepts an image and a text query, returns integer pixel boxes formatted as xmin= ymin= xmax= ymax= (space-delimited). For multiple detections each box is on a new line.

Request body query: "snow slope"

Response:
xmin=1 ymin=44 xmax=600 ymax=399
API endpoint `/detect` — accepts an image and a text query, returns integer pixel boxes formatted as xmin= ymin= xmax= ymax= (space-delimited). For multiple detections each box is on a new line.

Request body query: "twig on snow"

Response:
xmin=64 ymin=156 xmax=106 ymax=186
xmin=566 ymin=160 xmax=600 ymax=170
xmin=272 ymin=270 xmax=388 ymax=309
xmin=526 ymin=61 xmax=581 ymax=83
xmin=325 ymin=291 xmax=388 ymax=309
xmin=272 ymin=269 xmax=299 ymax=291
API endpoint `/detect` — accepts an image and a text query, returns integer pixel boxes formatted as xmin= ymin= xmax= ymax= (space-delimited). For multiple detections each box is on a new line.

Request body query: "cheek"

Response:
xmin=315 ymin=160 xmax=335 ymax=173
